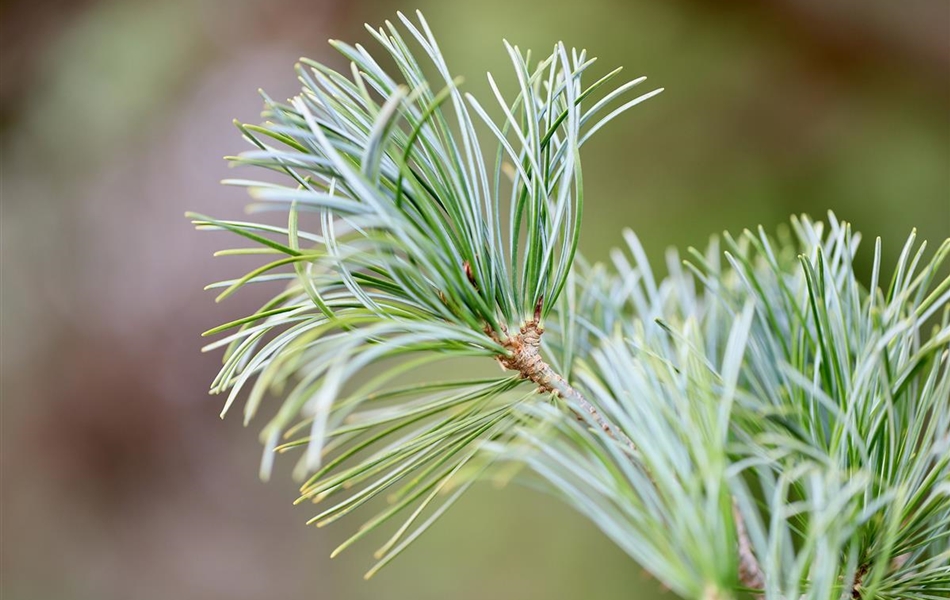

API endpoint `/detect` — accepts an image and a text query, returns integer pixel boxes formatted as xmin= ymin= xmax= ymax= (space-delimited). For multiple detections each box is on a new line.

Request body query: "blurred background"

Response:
xmin=1 ymin=1 xmax=947 ymax=599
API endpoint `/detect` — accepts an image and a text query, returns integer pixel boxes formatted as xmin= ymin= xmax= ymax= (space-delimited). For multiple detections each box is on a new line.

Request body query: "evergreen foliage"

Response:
xmin=191 ymin=11 xmax=950 ymax=599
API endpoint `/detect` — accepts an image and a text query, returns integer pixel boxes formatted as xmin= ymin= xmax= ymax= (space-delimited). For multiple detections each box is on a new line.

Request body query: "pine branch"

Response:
xmin=493 ymin=303 xmax=767 ymax=594
xmin=192 ymin=10 xmax=950 ymax=599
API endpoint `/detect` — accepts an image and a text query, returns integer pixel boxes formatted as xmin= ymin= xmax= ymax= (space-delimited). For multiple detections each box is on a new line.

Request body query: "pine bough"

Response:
xmin=190 ymin=11 xmax=950 ymax=599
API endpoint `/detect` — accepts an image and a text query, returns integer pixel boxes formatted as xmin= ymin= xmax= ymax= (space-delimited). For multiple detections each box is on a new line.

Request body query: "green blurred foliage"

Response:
xmin=2 ymin=0 xmax=946 ymax=599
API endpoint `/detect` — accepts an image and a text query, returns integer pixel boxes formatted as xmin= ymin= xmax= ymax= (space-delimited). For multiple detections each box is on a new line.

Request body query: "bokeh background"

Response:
xmin=2 ymin=1 xmax=947 ymax=599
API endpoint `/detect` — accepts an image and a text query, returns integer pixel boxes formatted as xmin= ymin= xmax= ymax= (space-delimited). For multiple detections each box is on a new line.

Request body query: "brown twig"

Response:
xmin=491 ymin=315 xmax=635 ymax=452
xmin=733 ymin=499 xmax=765 ymax=593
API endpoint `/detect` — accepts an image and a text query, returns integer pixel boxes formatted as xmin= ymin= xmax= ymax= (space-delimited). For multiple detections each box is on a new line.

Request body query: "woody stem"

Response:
xmin=492 ymin=319 xmax=634 ymax=450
